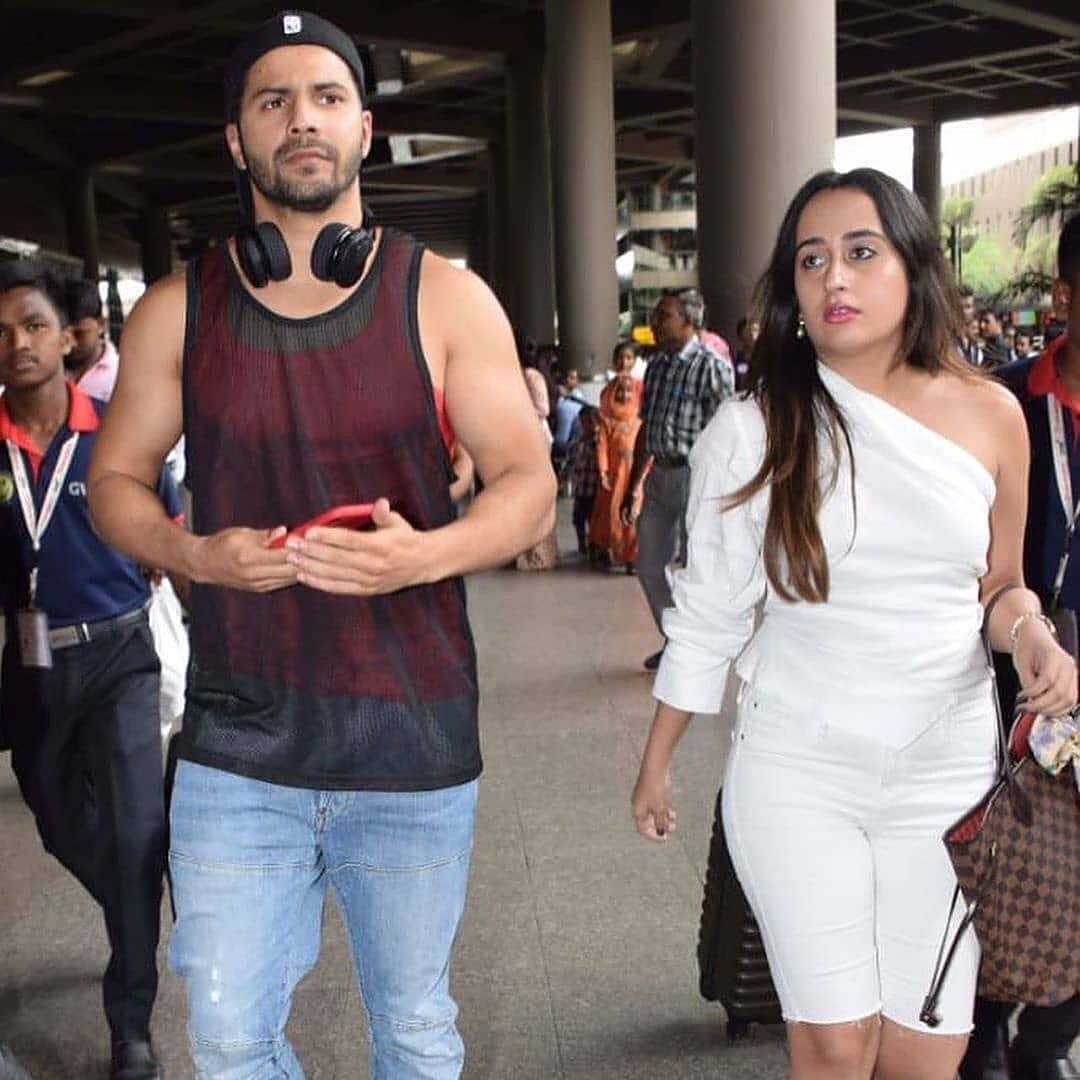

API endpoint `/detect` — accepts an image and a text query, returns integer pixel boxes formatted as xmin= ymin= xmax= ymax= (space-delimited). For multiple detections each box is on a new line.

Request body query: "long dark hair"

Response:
xmin=730 ymin=167 xmax=971 ymax=603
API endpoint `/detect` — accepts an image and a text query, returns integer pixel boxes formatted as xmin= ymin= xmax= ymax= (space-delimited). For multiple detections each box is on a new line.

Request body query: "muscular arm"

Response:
xmin=88 ymin=274 xmax=196 ymax=573
xmin=421 ymin=256 xmax=555 ymax=578
xmin=88 ymin=272 xmax=295 ymax=592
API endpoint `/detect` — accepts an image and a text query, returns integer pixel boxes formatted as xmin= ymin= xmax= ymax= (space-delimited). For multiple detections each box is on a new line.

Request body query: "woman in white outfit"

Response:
xmin=631 ymin=169 xmax=1077 ymax=1080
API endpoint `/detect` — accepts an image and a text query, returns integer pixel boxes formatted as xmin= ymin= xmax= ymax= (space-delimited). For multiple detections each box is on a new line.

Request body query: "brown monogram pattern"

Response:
xmin=945 ymin=755 xmax=1079 ymax=1006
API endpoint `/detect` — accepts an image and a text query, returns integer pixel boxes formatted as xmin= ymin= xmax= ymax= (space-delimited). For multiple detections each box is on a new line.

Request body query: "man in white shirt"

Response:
xmin=64 ymin=279 xmax=119 ymax=402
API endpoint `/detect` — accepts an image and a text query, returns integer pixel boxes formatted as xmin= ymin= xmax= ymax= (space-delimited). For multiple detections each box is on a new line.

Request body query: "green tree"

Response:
xmin=941 ymin=195 xmax=978 ymax=281
xmin=1012 ymin=163 xmax=1080 ymax=246
xmin=961 ymin=234 xmax=1012 ymax=296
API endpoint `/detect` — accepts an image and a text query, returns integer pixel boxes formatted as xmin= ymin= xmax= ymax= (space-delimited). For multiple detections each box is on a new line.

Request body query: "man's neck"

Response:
xmin=65 ymin=340 xmax=104 ymax=384
xmin=4 ymin=376 xmax=70 ymax=453
xmin=1055 ymin=328 xmax=1080 ymax=395
xmin=259 ymin=191 xmax=366 ymax=280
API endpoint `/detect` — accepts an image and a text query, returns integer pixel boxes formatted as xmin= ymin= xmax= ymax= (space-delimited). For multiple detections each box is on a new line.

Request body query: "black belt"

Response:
xmin=652 ymin=453 xmax=688 ymax=468
xmin=48 ymin=603 xmax=149 ymax=650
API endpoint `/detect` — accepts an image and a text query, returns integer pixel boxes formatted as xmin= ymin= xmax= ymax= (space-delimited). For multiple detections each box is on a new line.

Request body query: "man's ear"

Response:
xmin=59 ymin=325 xmax=75 ymax=357
xmin=360 ymin=110 xmax=374 ymax=161
xmin=1051 ymin=279 xmax=1072 ymax=323
xmin=225 ymin=124 xmax=246 ymax=170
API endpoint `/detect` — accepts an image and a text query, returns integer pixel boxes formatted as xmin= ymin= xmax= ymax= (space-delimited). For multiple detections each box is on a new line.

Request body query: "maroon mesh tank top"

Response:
xmin=177 ymin=228 xmax=480 ymax=790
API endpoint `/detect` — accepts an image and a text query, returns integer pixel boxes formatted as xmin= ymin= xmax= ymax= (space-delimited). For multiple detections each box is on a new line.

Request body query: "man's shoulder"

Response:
xmin=994 ymin=355 xmax=1037 ymax=397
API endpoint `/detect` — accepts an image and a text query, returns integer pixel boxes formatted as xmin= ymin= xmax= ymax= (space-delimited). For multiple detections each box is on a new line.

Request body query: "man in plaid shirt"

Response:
xmin=621 ymin=289 xmax=734 ymax=669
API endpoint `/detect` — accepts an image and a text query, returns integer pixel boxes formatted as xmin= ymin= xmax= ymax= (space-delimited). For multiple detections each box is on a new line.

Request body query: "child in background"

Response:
xmin=567 ymin=406 xmax=600 ymax=557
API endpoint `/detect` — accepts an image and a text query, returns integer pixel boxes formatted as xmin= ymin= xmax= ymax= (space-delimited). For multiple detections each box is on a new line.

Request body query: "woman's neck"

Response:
xmin=818 ymin=344 xmax=909 ymax=397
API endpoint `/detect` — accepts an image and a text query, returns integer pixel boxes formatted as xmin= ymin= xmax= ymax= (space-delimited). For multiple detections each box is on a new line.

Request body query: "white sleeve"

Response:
xmin=652 ymin=403 xmax=766 ymax=714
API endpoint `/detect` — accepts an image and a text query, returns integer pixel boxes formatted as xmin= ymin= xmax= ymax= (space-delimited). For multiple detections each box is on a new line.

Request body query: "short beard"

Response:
xmin=245 ymin=136 xmax=364 ymax=213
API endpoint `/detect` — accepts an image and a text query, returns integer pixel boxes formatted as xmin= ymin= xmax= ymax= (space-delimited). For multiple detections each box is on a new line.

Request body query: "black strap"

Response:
xmin=919 ymin=584 xmax=1028 ymax=1025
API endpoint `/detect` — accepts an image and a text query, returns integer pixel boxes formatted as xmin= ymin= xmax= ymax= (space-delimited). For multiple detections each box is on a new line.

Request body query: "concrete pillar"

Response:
xmin=913 ymin=122 xmax=942 ymax=231
xmin=467 ymin=193 xmax=489 ymax=283
xmin=546 ymin=0 xmax=619 ymax=378
xmin=692 ymin=0 xmax=835 ymax=340
xmin=504 ymin=49 xmax=556 ymax=347
xmin=139 ymin=205 xmax=173 ymax=284
xmin=483 ymin=142 xmax=511 ymax=310
xmin=65 ymin=169 xmax=100 ymax=281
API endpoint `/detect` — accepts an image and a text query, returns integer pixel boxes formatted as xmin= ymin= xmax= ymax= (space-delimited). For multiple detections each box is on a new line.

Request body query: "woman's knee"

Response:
xmin=789 ymin=1016 xmax=880 ymax=1078
xmin=874 ymin=1018 xmax=968 ymax=1080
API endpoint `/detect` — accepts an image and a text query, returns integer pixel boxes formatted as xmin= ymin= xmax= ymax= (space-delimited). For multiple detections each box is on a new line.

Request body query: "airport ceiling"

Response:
xmin=0 ymin=0 xmax=1077 ymax=264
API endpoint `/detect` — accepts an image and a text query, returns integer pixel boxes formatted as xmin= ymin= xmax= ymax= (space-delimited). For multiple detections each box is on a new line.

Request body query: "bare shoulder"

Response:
xmin=128 ymin=267 xmax=186 ymax=326
xmin=958 ymin=371 xmax=1024 ymax=436
xmin=121 ymin=268 xmax=187 ymax=375
xmin=417 ymin=248 xmax=514 ymax=382
xmin=418 ymin=248 xmax=502 ymax=320
xmin=935 ymin=369 xmax=1027 ymax=477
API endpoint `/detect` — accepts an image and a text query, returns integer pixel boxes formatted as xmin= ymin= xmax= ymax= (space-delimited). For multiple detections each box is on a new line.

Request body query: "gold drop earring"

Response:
xmin=795 ymin=313 xmax=806 ymax=339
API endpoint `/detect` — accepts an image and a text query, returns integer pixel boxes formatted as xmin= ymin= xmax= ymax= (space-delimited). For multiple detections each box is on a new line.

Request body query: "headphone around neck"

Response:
xmin=234 ymin=208 xmax=376 ymax=289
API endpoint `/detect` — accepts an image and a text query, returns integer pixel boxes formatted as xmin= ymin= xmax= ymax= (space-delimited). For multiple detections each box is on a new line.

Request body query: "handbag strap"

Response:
xmin=919 ymin=583 xmax=1028 ymax=1026
xmin=983 ymin=583 xmax=1021 ymax=783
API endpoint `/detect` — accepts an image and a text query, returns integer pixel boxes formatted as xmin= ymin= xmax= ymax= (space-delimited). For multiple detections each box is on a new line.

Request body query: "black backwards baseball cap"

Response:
xmin=224 ymin=10 xmax=368 ymax=123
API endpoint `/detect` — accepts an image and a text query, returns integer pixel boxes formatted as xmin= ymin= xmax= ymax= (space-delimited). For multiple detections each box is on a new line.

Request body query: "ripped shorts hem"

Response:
xmin=882 ymin=1009 xmax=972 ymax=1037
xmin=783 ymin=1004 xmax=882 ymax=1027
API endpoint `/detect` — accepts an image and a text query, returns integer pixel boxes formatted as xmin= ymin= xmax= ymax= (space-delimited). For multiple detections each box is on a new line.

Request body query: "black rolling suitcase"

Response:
xmin=697 ymin=788 xmax=783 ymax=1040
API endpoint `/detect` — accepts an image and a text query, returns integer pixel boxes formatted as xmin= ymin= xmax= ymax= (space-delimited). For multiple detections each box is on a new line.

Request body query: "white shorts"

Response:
xmin=722 ymin=681 xmax=997 ymax=1034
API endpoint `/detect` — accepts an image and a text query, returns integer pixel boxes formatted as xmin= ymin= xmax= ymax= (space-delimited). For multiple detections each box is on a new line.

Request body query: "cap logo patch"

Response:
xmin=283 ymin=14 xmax=302 ymax=34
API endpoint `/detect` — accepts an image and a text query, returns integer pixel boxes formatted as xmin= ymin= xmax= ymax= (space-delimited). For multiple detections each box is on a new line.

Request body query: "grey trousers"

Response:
xmin=636 ymin=463 xmax=690 ymax=634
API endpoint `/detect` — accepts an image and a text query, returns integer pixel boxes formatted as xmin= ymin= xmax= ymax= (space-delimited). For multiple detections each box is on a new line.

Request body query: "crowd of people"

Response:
xmin=0 ymin=9 xmax=1077 ymax=1080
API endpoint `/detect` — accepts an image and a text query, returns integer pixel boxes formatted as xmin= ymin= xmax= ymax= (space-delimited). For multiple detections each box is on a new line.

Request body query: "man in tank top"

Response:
xmin=87 ymin=12 xmax=555 ymax=1078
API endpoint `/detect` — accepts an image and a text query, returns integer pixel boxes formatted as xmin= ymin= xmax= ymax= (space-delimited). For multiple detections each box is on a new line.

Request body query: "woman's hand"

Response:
xmin=1012 ymin=618 xmax=1078 ymax=717
xmin=631 ymin=762 xmax=675 ymax=841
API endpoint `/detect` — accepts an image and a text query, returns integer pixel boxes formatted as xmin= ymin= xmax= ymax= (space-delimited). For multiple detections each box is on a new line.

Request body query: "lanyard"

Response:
xmin=1046 ymin=396 xmax=1080 ymax=607
xmin=6 ymin=433 xmax=80 ymax=604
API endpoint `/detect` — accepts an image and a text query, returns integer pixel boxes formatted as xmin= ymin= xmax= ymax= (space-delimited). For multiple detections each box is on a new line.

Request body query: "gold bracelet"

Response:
xmin=1008 ymin=611 xmax=1057 ymax=653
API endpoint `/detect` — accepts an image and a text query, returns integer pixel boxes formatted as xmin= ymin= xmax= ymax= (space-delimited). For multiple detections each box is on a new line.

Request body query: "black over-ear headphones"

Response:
xmin=234 ymin=207 xmax=376 ymax=289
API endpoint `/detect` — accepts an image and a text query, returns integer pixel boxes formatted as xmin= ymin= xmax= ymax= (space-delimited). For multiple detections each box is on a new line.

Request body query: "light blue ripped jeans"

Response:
xmin=167 ymin=760 xmax=477 ymax=1079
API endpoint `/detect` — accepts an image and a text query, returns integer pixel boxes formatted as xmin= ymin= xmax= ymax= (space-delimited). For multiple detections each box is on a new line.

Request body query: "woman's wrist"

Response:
xmin=1009 ymin=610 xmax=1057 ymax=654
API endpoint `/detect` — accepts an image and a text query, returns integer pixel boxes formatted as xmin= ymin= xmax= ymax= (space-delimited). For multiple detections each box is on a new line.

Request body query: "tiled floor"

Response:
xmin=13 ymin=505 xmax=1069 ymax=1077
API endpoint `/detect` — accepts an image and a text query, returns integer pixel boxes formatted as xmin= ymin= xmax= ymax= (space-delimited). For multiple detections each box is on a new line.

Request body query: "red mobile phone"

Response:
xmin=270 ymin=503 xmax=376 ymax=548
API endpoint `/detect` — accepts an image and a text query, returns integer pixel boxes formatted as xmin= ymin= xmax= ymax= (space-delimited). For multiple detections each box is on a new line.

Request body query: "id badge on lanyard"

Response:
xmin=6 ymin=433 xmax=80 ymax=669
xmin=1046 ymin=396 xmax=1080 ymax=608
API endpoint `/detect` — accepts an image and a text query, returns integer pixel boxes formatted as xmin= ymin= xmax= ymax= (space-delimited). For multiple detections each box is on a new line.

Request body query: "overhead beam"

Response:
xmin=0 ymin=0 xmax=257 ymax=89
xmin=0 ymin=110 xmax=145 ymax=207
xmin=945 ymin=1 xmax=1080 ymax=40
xmin=362 ymin=167 xmax=481 ymax=193
xmin=836 ymin=89 xmax=933 ymax=127
xmin=638 ymin=24 xmax=691 ymax=79
xmin=840 ymin=37 xmax=1072 ymax=88
xmin=615 ymin=131 xmax=692 ymax=164
xmin=0 ymin=87 xmax=219 ymax=126
xmin=299 ymin=3 xmax=542 ymax=57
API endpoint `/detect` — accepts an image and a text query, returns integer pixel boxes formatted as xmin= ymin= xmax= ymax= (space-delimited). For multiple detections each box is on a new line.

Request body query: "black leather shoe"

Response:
xmin=1008 ymin=1045 xmax=1080 ymax=1080
xmin=0 ymin=1043 xmax=31 ymax=1080
xmin=643 ymin=648 xmax=664 ymax=671
xmin=110 ymin=1039 xmax=161 ymax=1080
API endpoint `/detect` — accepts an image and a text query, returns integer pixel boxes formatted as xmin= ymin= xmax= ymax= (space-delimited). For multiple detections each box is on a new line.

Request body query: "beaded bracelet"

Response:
xmin=1008 ymin=611 xmax=1057 ymax=653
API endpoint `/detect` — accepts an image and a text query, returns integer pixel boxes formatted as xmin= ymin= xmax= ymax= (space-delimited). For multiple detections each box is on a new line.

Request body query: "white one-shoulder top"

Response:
xmin=652 ymin=362 xmax=996 ymax=740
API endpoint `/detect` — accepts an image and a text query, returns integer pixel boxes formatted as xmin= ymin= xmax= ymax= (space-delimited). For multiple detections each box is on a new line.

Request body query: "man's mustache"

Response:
xmin=275 ymin=138 xmax=337 ymax=163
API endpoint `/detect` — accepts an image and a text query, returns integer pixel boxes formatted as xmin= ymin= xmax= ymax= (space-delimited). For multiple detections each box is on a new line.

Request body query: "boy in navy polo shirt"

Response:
xmin=0 ymin=262 xmax=178 ymax=1080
